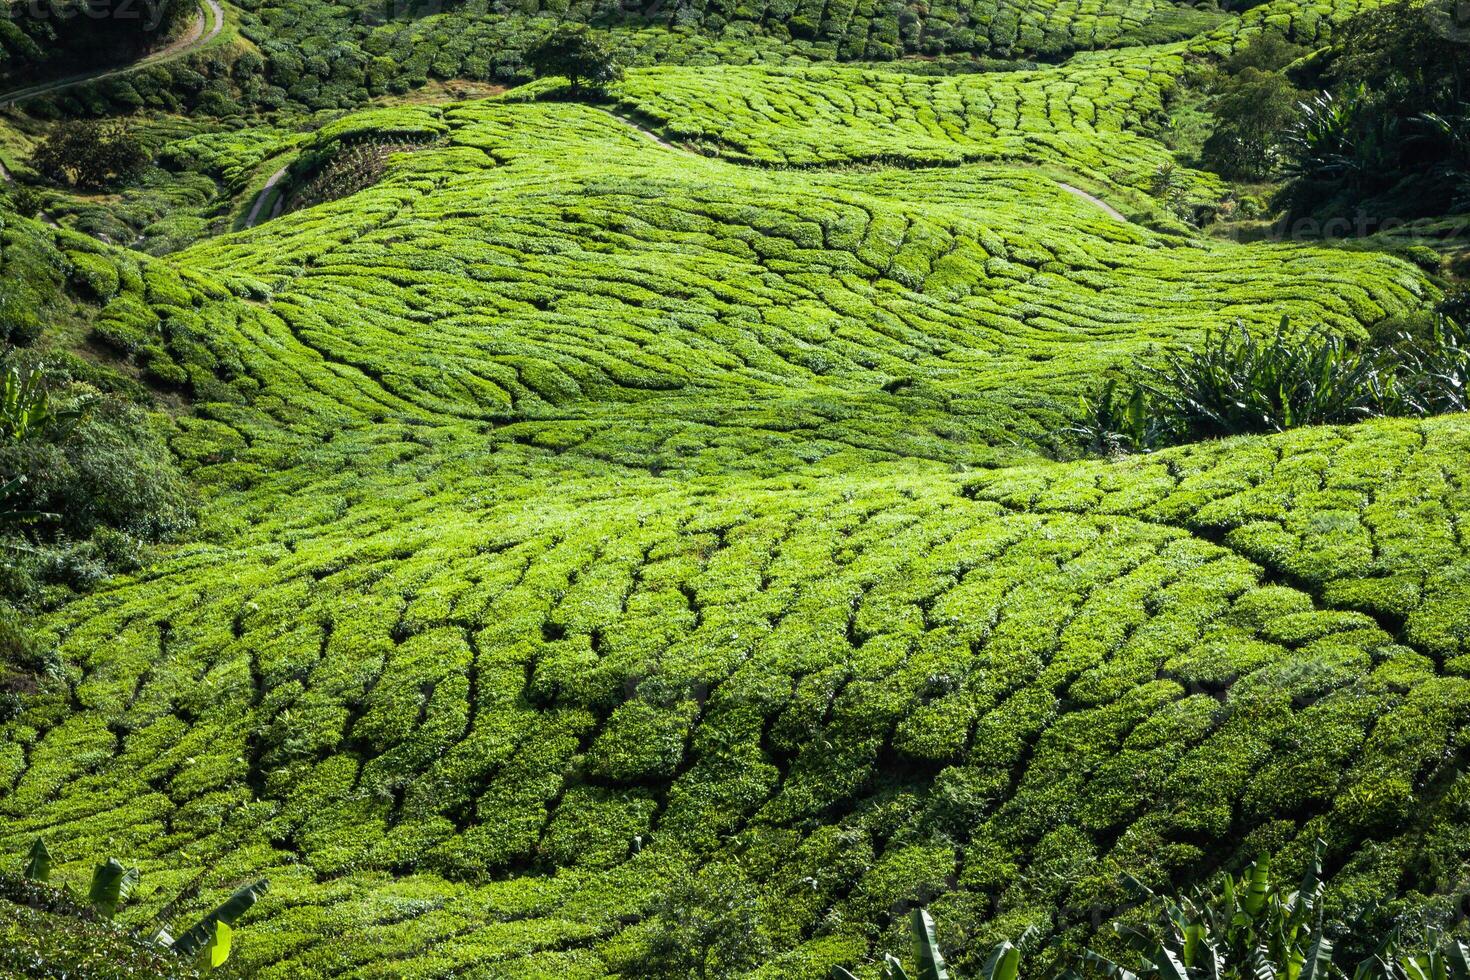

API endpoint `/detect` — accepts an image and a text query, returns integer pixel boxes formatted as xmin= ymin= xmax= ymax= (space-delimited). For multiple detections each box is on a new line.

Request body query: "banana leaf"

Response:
xmin=197 ymin=920 xmax=232 ymax=971
xmin=1083 ymin=949 xmax=1141 ymax=980
xmin=23 ymin=839 xmax=50 ymax=882
xmin=88 ymin=859 xmax=139 ymax=919
xmin=1446 ymin=940 xmax=1470 ymax=980
xmin=1242 ymin=860 xmax=1272 ymax=918
xmin=1151 ymin=946 xmax=1191 ymax=980
xmin=173 ymin=878 xmax=271 ymax=957
xmin=1298 ymin=933 xmax=1334 ymax=980
xmin=910 ymin=908 xmax=950 ymax=980
xmin=981 ymin=940 xmax=1020 ymax=980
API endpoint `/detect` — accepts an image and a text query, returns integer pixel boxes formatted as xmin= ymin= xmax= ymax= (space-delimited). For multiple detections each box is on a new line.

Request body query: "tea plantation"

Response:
xmin=4 ymin=0 xmax=1470 ymax=974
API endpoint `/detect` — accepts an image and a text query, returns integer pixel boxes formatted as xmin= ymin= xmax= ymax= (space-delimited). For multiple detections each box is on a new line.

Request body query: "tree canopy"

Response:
xmin=526 ymin=25 xmax=622 ymax=96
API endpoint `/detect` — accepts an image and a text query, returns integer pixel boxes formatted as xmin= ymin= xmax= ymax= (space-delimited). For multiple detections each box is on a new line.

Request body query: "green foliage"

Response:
xmin=1072 ymin=312 xmax=1470 ymax=455
xmin=1068 ymin=378 xmax=1174 ymax=456
xmin=633 ymin=866 xmax=775 ymax=977
xmin=284 ymin=141 xmax=429 ymax=215
xmin=1201 ymin=68 xmax=1306 ymax=180
xmin=17 ymin=838 xmax=266 ymax=972
xmin=170 ymin=879 xmax=270 ymax=960
xmin=0 ymin=0 xmax=194 ymax=86
xmin=1280 ymin=0 xmax=1470 ymax=220
xmin=2 ymin=1 xmax=1467 ymax=975
xmin=0 ymin=383 xmax=192 ymax=543
xmin=23 ymin=840 xmax=50 ymax=883
xmin=1072 ymin=318 xmax=1398 ymax=453
xmin=1146 ymin=318 xmax=1393 ymax=436
xmin=1388 ymin=314 xmax=1470 ymax=416
xmin=912 ymin=909 xmax=952 ymax=980
xmin=527 ymin=25 xmax=623 ymax=96
xmin=0 ymin=890 xmax=200 ymax=980
xmin=1084 ymin=844 xmax=1329 ymax=979
xmin=1283 ymin=86 xmax=1370 ymax=184
xmin=31 ymin=121 xmax=150 ymax=190
xmin=86 ymin=859 xmax=139 ymax=920
xmin=0 ymin=361 xmax=87 ymax=444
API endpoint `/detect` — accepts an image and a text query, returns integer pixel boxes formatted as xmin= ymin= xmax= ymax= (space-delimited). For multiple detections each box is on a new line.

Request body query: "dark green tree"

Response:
xmin=1202 ymin=68 xmax=1307 ymax=179
xmin=526 ymin=25 xmax=623 ymax=97
xmin=30 ymin=122 xmax=149 ymax=190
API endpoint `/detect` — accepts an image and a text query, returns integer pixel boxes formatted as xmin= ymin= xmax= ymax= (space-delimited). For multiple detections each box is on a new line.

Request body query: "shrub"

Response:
xmin=284 ymin=142 xmax=428 ymax=214
xmin=2 ymin=184 xmax=46 ymax=220
xmin=1390 ymin=313 xmax=1470 ymax=416
xmin=1064 ymin=378 xmax=1178 ymax=457
xmin=1071 ymin=318 xmax=1398 ymax=454
xmin=4 ymin=841 xmax=269 ymax=975
xmin=0 ymin=361 xmax=88 ymax=444
xmin=0 ymin=377 xmax=192 ymax=542
xmin=1282 ymin=87 xmax=1370 ymax=185
xmin=1149 ymin=318 xmax=1394 ymax=436
xmin=631 ymin=864 xmax=775 ymax=978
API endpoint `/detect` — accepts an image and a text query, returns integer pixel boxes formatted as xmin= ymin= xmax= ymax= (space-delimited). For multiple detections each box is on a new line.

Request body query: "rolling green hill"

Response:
xmin=4 ymin=0 xmax=1470 ymax=975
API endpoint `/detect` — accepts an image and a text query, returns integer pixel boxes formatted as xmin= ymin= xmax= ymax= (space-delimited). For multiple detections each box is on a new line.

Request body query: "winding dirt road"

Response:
xmin=1057 ymin=181 xmax=1128 ymax=222
xmin=244 ymin=164 xmax=289 ymax=228
xmin=0 ymin=0 xmax=225 ymax=109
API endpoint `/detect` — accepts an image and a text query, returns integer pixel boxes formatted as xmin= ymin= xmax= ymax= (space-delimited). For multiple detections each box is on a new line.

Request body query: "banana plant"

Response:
xmin=830 ymin=909 xmax=1031 ymax=980
xmin=88 ymin=858 xmax=140 ymax=920
xmin=1081 ymin=840 xmax=1331 ymax=980
xmin=22 ymin=838 xmax=51 ymax=882
xmin=827 ymin=853 xmax=1469 ymax=980
xmin=20 ymin=838 xmax=268 ymax=970
xmin=1348 ymin=929 xmax=1470 ymax=980
xmin=169 ymin=877 xmax=271 ymax=962
xmin=0 ymin=361 xmax=85 ymax=444
xmin=912 ymin=907 xmax=952 ymax=980
xmin=194 ymin=920 xmax=235 ymax=973
xmin=0 ymin=475 xmax=54 ymax=533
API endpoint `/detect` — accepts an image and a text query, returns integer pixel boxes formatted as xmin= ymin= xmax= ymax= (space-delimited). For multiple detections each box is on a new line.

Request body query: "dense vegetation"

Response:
xmin=0 ymin=0 xmax=194 ymax=86
xmin=0 ymin=0 xmax=1469 ymax=973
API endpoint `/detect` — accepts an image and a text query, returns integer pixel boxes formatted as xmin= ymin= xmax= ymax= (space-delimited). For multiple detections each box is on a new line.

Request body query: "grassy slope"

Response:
xmin=3 ymin=1 xmax=1468 ymax=976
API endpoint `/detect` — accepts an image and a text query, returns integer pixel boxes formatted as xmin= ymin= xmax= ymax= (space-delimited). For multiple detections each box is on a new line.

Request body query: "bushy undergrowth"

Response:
xmin=1273 ymin=0 xmax=1470 ymax=223
xmin=0 ymin=356 xmax=192 ymax=587
xmin=0 ymin=209 xmax=195 ymax=701
xmin=856 ymin=851 xmax=1470 ymax=980
xmin=1070 ymin=312 xmax=1470 ymax=455
xmin=0 ymin=897 xmax=202 ymax=980
xmin=0 ymin=0 xmax=194 ymax=87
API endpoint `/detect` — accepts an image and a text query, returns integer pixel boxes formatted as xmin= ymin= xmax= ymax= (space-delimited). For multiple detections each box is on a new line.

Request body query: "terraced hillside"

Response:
xmin=6 ymin=0 xmax=1470 ymax=973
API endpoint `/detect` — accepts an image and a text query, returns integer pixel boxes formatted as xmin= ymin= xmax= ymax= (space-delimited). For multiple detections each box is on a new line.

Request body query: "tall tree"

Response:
xmin=526 ymin=25 xmax=623 ymax=97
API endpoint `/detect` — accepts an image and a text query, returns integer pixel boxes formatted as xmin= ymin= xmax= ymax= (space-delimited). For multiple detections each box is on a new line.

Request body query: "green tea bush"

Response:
xmin=2 ymin=34 xmax=1467 ymax=978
